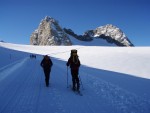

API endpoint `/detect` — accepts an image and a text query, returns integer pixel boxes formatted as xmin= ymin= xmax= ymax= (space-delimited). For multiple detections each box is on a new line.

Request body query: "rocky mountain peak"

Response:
xmin=83 ymin=24 xmax=133 ymax=46
xmin=30 ymin=16 xmax=134 ymax=47
xmin=30 ymin=16 xmax=72 ymax=45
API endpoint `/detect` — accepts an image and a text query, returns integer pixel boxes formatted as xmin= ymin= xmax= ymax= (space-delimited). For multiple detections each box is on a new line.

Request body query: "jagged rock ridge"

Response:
xmin=30 ymin=16 xmax=134 ymax=46
xmin=64 ymin=24 xmax=134 ymax=46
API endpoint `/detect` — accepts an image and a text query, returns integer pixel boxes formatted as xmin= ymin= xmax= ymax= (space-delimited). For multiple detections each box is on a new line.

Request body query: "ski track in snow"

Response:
xmin=0 ymin=57 xmax=150 ymax=113
xmin=0 ymin=58 xmax=40 ymax=113
xmin=0 ymin=58 xmax=27 ymax=82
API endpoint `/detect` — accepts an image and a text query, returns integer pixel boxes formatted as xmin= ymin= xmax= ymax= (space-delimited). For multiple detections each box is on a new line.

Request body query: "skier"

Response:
xmin=40 ymin=55 xmax=53 ymax=87
xmin=66 ymin=49 xmax=81 ymax=91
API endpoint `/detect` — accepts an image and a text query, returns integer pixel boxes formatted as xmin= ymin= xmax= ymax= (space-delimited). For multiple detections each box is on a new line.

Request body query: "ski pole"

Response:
xmin=67 ymin=66 xmax=69 ymax=88
xmin=79 ymin=75 xmax=84 ymax=90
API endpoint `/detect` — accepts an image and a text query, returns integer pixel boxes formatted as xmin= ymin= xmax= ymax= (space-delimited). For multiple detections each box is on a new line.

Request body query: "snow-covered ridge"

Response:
xmin=94 ymin=24 xmax=133 ymax=46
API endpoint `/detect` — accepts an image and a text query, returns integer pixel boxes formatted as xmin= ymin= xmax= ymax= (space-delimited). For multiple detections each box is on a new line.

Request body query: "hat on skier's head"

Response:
xmin=44 ymin=55 xmax=49 ymax=59
xmin=71 ymin=49 xmax=77 ymax=53
xmin=71 ymin=49 xmax=77 ymax=56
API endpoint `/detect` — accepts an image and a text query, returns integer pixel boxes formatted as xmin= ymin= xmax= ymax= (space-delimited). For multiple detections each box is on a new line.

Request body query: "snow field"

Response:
xmin=0 ymin=42 xmax=150 ymax=113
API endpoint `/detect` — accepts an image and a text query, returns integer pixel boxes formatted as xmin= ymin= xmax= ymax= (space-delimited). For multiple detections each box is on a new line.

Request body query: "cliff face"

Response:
xmin=30 ymin=16 xmax=72 ymax=45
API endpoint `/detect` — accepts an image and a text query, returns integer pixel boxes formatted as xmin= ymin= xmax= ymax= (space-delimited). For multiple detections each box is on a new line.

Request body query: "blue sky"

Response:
xmin=0 ymin=0 xmax=150 ymax=46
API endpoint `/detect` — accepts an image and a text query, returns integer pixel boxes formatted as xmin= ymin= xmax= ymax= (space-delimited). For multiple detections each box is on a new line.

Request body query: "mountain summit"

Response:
xmin=83 ymin=24 xmax=134 ymax=46
xmin=30 ymin=16 xmax=134 ymax=46
xmin=30 ymin=16 xmax=72 ymax=45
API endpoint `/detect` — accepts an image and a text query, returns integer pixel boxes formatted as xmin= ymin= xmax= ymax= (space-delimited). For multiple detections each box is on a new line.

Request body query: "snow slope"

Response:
xmin=68 ymin=34 xmax=116 ymax=46
xmin=0 ymin=42 xmax=150 ymax=113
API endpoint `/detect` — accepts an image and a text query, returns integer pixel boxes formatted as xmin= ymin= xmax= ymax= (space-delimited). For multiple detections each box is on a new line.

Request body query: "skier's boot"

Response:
xmin=77 ymin=82 xmax=80 ymax=92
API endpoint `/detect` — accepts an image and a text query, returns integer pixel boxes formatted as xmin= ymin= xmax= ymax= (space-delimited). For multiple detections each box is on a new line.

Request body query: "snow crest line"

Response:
xmin=0 ymin=58 xmax=28 ymax=81
xmin=46 ymin=46 xmax=85 ymax=56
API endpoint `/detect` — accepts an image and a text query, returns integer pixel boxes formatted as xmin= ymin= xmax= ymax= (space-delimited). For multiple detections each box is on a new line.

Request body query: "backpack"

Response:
xmin=43 ymin=55 xmax=52 ymax=67
xmin=70 ymin=49 xmax=79 ymax=64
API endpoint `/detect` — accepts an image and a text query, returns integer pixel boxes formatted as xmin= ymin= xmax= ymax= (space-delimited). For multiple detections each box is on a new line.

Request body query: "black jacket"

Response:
xmin=41 ymin=57 xmax=53 ymax=70
xmin=67 ymin=56 xmax=80 ymax=70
